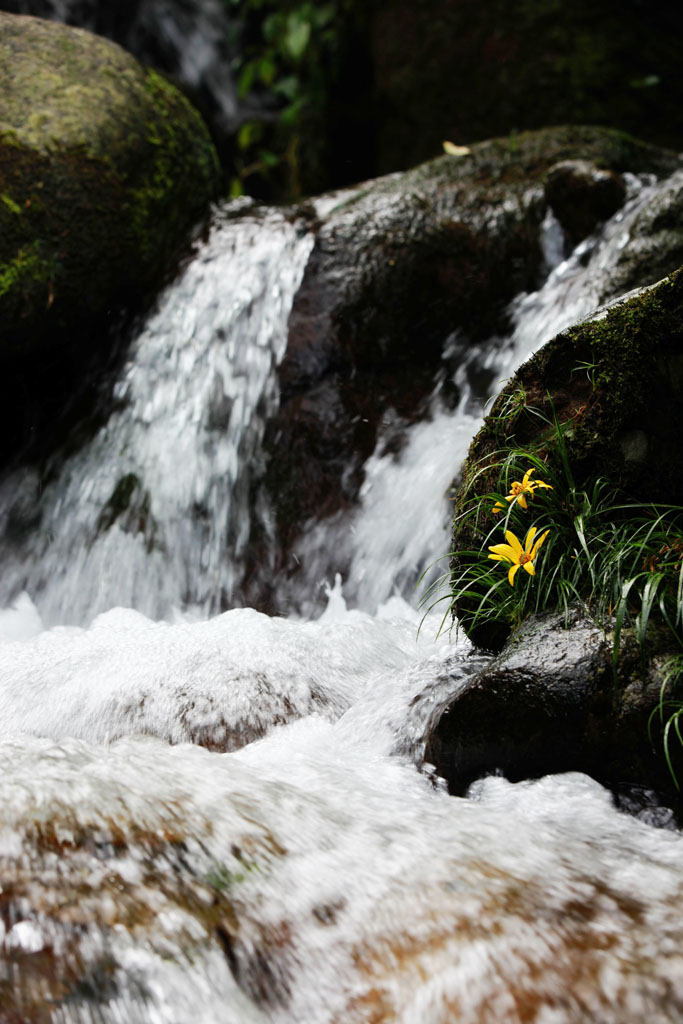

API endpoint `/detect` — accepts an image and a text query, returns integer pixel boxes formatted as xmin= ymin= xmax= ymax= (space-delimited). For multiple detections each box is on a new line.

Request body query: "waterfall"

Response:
xmin=0 ymin=204 xmax=314 ymax=625
xmin=1 ymin=171 xmax=683 ymax=1021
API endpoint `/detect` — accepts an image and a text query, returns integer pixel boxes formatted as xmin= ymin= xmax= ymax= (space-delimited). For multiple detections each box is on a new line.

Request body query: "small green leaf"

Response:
xmin=257 ymin=55 xmax=277 ymax=85
xmin=263 ymin=12 xmax=284 ymax=43
xmin=280 ymin=96 xmax=306 ymax=125
xmin=238 ymin=62 xmax=256 ymax=98
xmin=274 ymin=74 xmax=299 ymax=101
xmin=284 ymin=16 xmax=311 ymax=61
xmin=1 ymin=194 xmax=22 ymax=216
xmin=314 ymin=3 xmax=335 ymax=28
xmin=237 ymin=121 xmax=263 ymax=150
xmin=630 ymin=74 xmax=660 ymax=89
xmin=258 ymin=149 xmax=280 ymax=168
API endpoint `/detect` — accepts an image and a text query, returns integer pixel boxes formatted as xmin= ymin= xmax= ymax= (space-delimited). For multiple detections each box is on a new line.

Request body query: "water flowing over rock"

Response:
xmin=2 ymin=127 xmax=683 ymax=624
xmin=264 ymin=129 xmax=683 ymax=615
xmin=0 ymin=205 xmax=313 ymax=625
xmin=2 ymin=126 xmax=683 ymax=1020
xmin=2 ymin=721 xmax=683 ymax=1021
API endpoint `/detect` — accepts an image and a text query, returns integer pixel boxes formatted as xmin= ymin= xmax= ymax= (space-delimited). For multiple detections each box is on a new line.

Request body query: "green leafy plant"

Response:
xmin=227 ymin=0 xmax=358 ymax=199
xmin=650 ymin=654 xmax=683 ymax=789
xmin=572 ymin=356 xmax=599 ymax=390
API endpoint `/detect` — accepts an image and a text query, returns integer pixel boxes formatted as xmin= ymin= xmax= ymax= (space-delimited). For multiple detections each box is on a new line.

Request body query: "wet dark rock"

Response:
xmin=605 ymin=171 xmax=683 ymax=297
xmin=424 ymin=608 xmax=683 ymax=814
xmin=96 ymin=473 xmax=154 ymax=541
xmin=2 ymin=466 xmax=42 ymax=542
xmin=544 ymin=159 xmax=626 ymax=250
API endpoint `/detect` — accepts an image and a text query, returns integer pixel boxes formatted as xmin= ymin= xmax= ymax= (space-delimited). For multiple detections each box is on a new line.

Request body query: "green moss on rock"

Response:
xmin=0 ymin=12 xmax=220 ymax=359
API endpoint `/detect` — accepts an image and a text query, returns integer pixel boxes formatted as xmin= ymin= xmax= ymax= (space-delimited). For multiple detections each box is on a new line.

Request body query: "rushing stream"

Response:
xmin=2 ymin=171 xmax=683 ymax=1021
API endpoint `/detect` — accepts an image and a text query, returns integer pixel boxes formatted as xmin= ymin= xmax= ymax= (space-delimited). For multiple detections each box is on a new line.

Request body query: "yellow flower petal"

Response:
xmin=523 ymin=561 xmax=536 ymax=576
xmin=518 ymin=493 xmax=528 ymax=509
xmin=488 ymin=543 xmax=516 ymax=561
xmin=504 ymin=531 xmax=524 ymax=557
xmin=523 ymin=526 xmax=538 ymax=553
xmin=522 ymin=468 xmax=535 ymax=487
xmin=508 ymin=563 xmax=521 ymax=586
xmin=529 ymin=529 xmax=549 ymax=559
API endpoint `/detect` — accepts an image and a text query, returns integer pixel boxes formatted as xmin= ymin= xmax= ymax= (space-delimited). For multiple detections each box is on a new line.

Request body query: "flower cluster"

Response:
xmin=488 ymin=467 xmax=552 ymax=586
xmin=492 ymin=468 xmax=552 ymax=513
xmin=488 ymin=526 xmax=549 ymax=586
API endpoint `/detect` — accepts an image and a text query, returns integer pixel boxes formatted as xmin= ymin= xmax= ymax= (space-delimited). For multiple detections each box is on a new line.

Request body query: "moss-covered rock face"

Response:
xmin=0 ymin=12 xmax=220 ymax=363
xmin=451 ymin=268 xmax=683 ymax=646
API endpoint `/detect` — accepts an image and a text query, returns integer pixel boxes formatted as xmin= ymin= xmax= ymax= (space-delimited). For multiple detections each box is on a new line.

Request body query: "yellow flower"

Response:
xmin=488 ymin=526 xmax=550 ymax=586
xmin=492 ymin=468 xmax=553 ymax=513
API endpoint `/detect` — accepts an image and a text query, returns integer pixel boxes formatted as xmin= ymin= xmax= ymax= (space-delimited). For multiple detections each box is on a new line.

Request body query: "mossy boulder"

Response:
xmin=0 ymin=12 xmax=220 ymax=364
xmin=451 ymin=267 xmax=683 ymax=648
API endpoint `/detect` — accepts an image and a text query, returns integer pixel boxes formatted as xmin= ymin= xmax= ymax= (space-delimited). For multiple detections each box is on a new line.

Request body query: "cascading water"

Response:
xmin=282 ymin=171 xmax=677 ymax=615
xmin=0 ymin=204 xmax=314 ymax=625
xmin=2 ymin=171 xmax=683 ymax=1022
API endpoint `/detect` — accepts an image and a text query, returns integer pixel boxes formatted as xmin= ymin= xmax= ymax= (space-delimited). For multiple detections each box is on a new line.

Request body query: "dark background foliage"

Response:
xmin=2 ymin=0 xmax=683 ymax=201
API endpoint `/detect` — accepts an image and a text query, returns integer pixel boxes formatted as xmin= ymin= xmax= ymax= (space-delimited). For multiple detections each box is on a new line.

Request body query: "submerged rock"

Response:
xmin=0 ymin=12 xmax=220 ymax=461
xmin=425 ymin=607 xmax=683 ymax=817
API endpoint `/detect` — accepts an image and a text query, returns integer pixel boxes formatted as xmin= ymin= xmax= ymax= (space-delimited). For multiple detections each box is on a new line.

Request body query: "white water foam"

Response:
xmin=0 ymin=704 xmax=682 ymax=1022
